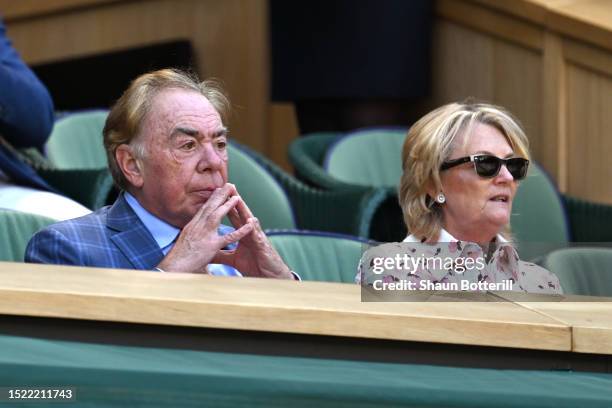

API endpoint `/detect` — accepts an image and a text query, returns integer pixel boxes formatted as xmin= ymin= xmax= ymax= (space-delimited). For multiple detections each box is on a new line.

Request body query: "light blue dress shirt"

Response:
xmin=124 ymin=192 xmax=242 ymax=277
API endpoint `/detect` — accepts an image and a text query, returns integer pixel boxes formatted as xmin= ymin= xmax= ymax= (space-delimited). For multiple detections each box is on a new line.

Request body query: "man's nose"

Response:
xmin=196 ymin=143 xmax=223 ymax=172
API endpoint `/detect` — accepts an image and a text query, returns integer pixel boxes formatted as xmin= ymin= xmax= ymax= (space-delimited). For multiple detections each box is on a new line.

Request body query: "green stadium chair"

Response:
xmin=0 ymin=209 xmax=56 ymax=262
xmin=543 ymin=247 xmax=612 ymax=296
xmin=288 ymin=132 xmax=348 ymax=190
xmin=267 ymin=230 xmax=368 ymax=282
xmin=323 ymin=128 xmax=406 ymax=188
xmin=288 ymin=129 xmax=408 ymax=242
xmin=228 ymin=143 xmax=296 ymax=230
xmin=511 ymin=162 xmax=570 ymax=261
xmin=230 ymin=141 xmax=389 ymax=238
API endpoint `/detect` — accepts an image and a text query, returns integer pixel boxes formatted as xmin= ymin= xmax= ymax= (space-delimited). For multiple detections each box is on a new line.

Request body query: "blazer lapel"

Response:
xmin=107 ymin=193 xmax=164 ymax=270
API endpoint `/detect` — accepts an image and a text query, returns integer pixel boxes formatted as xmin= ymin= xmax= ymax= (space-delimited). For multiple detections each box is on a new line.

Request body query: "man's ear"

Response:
xmin=115 ymin=144 xmax=144 ymax=188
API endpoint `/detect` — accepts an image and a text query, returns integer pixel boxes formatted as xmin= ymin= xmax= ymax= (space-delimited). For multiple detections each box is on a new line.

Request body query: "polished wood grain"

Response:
xmin=268 ymin=103 xmax=299 ymax=172
xmin=0 ymin=0 xmax=120 ymax=20
xmin=472 ymin=0 xmax=612 ymax=52
xmin=437 ymin=0 xmax=544 ymax=51
xmin=542 ymin=32 xmax=567 ymax=189
xmin=431 ymin=20 xmax=544 ymax=162
xmin=497 ymin=294 xmax=612 ymax=354
xmin=0 ymin=262 xmax=571 ymax=352
xmin=566 ymin=63 xmax=612 ymax=203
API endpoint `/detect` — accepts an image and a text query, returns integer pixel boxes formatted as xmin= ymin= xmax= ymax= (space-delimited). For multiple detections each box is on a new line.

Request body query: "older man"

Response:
xmin=26 ymin=69 xmax=294 ymax=279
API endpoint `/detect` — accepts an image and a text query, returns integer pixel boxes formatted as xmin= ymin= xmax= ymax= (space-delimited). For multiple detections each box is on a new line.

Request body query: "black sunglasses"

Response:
xmin=440 ymin=155 xmax=529 ymax=180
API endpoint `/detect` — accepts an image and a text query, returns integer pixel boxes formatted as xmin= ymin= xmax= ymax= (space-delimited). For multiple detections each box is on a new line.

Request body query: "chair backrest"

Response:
xmin=46 ymin=110 xmax=109 ymax=169
xmin=511 ymin=162 xmax=570 ymax=260
xmin=543 ymin=247 xmax=612 ymax=296
xmin=323 ymin=128 xmax=407 ymax=188
xmin=267 ymin=230 xmax=367 ymax=282
xmin=288 ymin=132 xmax=347 ymax=190
xmin=228 ymin=143 xmax=296 ymax=230
xmin=0 ymin=210 xmax=56 ymax=262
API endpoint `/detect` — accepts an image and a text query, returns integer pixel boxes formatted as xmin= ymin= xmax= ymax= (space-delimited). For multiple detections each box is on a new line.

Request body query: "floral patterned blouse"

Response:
xmin=357 ymin=229 xmax=563 ymax=295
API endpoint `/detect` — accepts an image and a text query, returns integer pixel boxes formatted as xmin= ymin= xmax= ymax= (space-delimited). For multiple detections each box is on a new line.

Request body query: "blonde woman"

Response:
xmin=359 ymin=102 xmax=561 ymax=294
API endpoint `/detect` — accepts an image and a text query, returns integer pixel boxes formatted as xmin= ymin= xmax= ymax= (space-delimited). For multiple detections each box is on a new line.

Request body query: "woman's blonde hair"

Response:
xmin=398 ymin=101 xmax=530 ymax=241
xmin=103 ymin=68 xmax=230 ymax=191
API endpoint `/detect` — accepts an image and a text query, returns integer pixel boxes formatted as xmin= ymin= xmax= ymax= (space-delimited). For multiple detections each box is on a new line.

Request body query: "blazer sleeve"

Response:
xmin=25 ymin=227 xmax=85 ymax=266
xmin=0 ymin=19 xmax=54 ymax=149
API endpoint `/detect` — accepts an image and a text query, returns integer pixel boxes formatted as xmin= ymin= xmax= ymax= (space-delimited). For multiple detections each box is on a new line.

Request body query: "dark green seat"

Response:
xmin=27 ymin=110 xmax=116 ymax=210
xmin=323 ymin=128 xmax=406 ymax=188
xmin=563 ymin=195 xmax=612 ymax=242
xmin=511 ymin=163 xmax=570 ymax=261
xmin=0 ymin=210 xmax=56 ymax=262
xmin=228 ymin=143 xmax=296 ymax=229
xmin=2 ymin=333 xmax=612 ymax=407
xmin=232 ymin=141 xmax=389 ymax=238
xmin=543 ymin=247 xmax=612 ymax=296
xmin=288 ymin=131 xmax=407 ymax=242
xmin=288 ymin=132 xmax=349 ymax=190
xmin=290 ymin=133 xmax=612 ymax=245
xmin=267 ymin=230 xmax=367 ymax=282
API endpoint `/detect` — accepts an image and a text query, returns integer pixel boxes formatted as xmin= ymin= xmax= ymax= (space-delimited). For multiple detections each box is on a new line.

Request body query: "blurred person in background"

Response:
xmin=270 ymin=0 xmax=432 ymax=134
xmin=0 ymin=18 xmax=90 ymax=220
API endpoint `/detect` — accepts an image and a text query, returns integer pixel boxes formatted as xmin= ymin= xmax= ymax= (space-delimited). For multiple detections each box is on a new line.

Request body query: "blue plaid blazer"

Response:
xmin=25 ymin=193 xmax=235 ymax=270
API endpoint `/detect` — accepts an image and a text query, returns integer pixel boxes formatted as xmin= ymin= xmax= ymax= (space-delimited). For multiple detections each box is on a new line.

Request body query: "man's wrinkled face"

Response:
xmin=134 ymin=88 xmax=228 ymax=228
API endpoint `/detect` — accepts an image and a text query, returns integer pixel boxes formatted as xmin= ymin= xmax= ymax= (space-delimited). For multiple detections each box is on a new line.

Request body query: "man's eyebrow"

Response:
xmin=171 ymin=126 xmax=228 ymax=138
xmin=214 ymin=128 xmax=229 ymax=138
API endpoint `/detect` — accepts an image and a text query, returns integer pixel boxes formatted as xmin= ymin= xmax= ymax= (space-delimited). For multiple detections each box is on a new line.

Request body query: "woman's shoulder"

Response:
xmin=517 ymin=260 xmax=563 ymax=294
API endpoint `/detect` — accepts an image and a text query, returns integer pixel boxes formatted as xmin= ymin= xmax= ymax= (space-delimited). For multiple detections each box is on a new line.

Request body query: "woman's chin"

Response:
xmin=488 ymin=215 xmax=510 ymax=232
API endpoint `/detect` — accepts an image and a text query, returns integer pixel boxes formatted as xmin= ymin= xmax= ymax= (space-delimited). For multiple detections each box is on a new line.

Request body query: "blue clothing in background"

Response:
xmin=0 ymin=18 xmax=55 ymax=191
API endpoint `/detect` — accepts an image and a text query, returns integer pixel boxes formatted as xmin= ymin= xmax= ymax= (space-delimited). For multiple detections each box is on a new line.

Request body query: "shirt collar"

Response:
xmin=403 ymin=228 xmax=508 ymax=244
xmin=124 ymin=192 xmax=180 ymax=250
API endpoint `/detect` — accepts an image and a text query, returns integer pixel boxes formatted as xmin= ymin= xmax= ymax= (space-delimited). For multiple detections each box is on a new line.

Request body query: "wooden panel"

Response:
xmin=546 ymin=0 xmax=612 ymax=53
xmin=432 ymin=21 xmax=495 ymax=104
xmin=504 ymin=299 xmax=612 ymax=354
xmin=566 ymin=63 xmax=612 ymax=203
xmin=432 ymin=21 xmax=543 ymax=163
xmin=0 ymin=262 xmax=571 ymax=351
xmin=268 ymin=103 xmax=299 ymax=172
xmin=0 ymin=0 xmax=120 ymax=20
xmin=542 ymin=32 xmax=566 ymax=187
xmin=493 ymin=40 xmax=543 ymax=162
xmin=467 ymin=0 xmax=612 ymax=53
xmin=436 ymin=0 xmax=544 ymax=51
xmin=471 ymin=0 xmax=550 ymax=25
